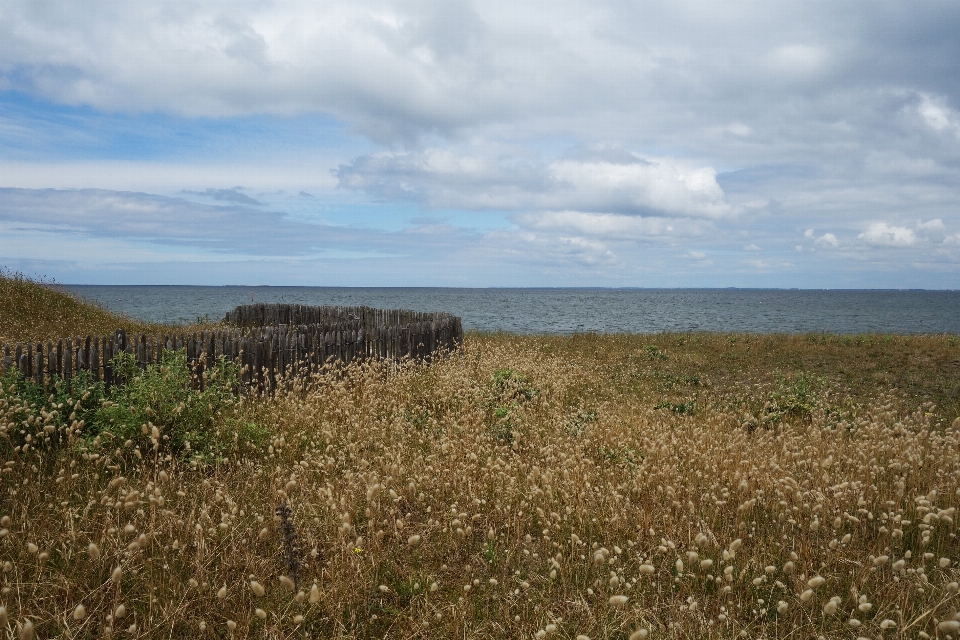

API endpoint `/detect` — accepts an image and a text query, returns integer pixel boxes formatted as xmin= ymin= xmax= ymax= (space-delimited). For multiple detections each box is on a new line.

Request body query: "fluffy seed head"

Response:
xmin=279 ymin=576 xmax=295 ymax=591
xmin=609 ymin=595 xmax=629 ymax=607
xmin=250 ymin=580 xmax=265 ymax=597
xmin=72 ymin=604 xmax=86 ymax=620
xmin=823 ymin=596 xmax=841 ymax=615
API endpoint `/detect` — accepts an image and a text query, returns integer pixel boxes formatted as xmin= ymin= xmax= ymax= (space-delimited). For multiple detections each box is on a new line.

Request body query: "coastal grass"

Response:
xmin=0 ymin=270 xmax=210 ymax=344
xmin=2 ymin=295 xmax=960 ymax=637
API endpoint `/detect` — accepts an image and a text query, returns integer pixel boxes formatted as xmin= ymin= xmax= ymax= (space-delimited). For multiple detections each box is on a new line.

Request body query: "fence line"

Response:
xmin=1 ymin=305 xmax=463 ymax=393
xmin=224 ymin=302 xmax=457 ymax=331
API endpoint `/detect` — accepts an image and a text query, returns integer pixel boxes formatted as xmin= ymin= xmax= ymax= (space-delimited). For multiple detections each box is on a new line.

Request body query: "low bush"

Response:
xmin=0 ymin=349 xmax=267 ymax=466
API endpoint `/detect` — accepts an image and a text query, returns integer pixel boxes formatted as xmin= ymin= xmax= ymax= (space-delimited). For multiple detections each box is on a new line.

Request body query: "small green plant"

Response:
xmin=763 ymin=372 xmax=820 ymax=423
xmin=598 ymin=445 xmax=640 ymax=467
xmin=490 ymin=404 xmax=517 ymax=443
xmin=484 ymin=539 xmax=505 ymax=565
xmin=487 ymin=368 xmax=537 ymax=443
xmin=490 ymin=368 xmax=539 ymax=401
xmin=644 ymin=345 xmax=668 ymax=361
xmin=566 ymin=409 xmax=597 ymax=436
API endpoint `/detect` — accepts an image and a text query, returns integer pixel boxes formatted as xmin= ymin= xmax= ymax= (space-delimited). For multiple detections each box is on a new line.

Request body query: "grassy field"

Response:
xmin=2 ymin=278 xmax=960 ymax=638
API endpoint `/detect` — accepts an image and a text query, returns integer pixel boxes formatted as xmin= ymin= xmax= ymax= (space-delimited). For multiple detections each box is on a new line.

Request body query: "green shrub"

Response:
xmin=1 ymin=349 xmax=267 ymax=466
xmin=0 ymin=368 xmax=105 ymax=453
xmin=490 ymin=368 xmax=539 ymax=401
xmin=654 ymin=399 xmax=696 ymax=415
xmin=487 ymin=369 xmax=539 ymax=444
xmin=763 ymin=372 xmax=820 ymax=423
xmin=644 ymin=345 xmax=668 ymax=361
xmin=88 ymin=349 xmax=266 ymax=465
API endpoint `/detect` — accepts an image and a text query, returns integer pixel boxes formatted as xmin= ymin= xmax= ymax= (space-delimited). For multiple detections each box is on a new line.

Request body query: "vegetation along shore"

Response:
xmin=1 ymin=273 xmax=959 ymax=638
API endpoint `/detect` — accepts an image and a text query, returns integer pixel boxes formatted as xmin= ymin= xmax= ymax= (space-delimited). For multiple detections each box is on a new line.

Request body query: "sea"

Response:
xmin=56 ymin=286 xmax=960 ymax=335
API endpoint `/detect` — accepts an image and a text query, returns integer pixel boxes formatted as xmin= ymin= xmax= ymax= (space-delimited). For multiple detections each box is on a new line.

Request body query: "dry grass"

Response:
xmin=2 ymin=331 xmax=960 ymax=638
xmin=0 ymin=271 xmax=207 ymax=344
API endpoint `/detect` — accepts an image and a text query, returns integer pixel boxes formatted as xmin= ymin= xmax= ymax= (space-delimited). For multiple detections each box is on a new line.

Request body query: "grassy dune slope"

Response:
xmin=1 ymin=291 xmax=960 ymax=638
xmin=0 ymin=271 xmax=200 ymax=344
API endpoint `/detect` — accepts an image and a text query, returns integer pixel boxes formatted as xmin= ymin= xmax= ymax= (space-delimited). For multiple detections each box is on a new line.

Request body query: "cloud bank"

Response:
xmin=0 ymin=1 xmax=959 ymax=287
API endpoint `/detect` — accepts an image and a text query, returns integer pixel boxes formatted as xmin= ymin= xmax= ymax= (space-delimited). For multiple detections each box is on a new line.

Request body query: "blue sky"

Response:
xmin=1 ymin=1 xmax=960 ymax=287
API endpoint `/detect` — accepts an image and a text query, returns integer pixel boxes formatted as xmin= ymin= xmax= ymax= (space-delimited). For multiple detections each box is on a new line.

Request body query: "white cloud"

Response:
xmin=514 ymin=211 xmax=706 ymax=241
xmin=0 ymin=187 xmax=445 ymax=258
xmin=804 ymin=228 xmax=814 ymax=238
xmin=744 ymin=243 xmax=761 ymax=251
xmin=916 ymin=218 xmax=945 ymax=232
xmin=338 ymin=149 xmax=732 ymax=219
xmin=918 ymin=94 xmax=960 ymax=139
xmin=0 ymin=160 xmax=339 ymax=192
xmin=687 ymin=251 xmax=708 ymax=260
xmin=858 ymin=222 xmax=917 ymax=247
xmin=549 ymin=159 xmax=731 ymax=219
xmin=766 ymin=44 xmax=830 ymax=79
xmin=725 ymin=123 xmax=752 ymax=137
xmin=815 ymin=232 xmax=838 ymax=247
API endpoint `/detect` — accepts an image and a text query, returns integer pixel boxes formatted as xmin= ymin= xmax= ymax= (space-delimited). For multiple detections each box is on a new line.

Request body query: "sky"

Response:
xmin=1 ymin=1 xmax=960 ymax=288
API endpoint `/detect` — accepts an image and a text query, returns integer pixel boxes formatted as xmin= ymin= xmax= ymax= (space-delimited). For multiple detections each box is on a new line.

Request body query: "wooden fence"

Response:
xmin=0 ymin=305 xmax=463 ymax=393
xmin=224 ymin=303 xmax=458 ymax=332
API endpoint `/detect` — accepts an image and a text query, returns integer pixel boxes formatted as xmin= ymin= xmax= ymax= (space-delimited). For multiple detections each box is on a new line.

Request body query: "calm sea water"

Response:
xmin=56 ymin=286 xmax=960 ymax=335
